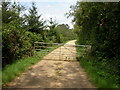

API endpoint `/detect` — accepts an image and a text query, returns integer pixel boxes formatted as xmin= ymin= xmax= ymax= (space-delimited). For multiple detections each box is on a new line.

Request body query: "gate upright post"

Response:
xmin=59 ymin=45 xmax=61 ymax=61
xmin=34 ymin=42 xmax=35 ymax=54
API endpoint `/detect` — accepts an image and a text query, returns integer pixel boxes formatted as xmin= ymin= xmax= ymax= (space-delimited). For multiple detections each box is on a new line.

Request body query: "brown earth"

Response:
xmin=5 ymin=40 xmax=95 ymax=88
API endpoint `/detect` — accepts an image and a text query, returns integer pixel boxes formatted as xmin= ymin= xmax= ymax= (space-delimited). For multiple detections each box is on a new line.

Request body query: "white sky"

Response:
xmin=9 ymin=0 xmax=120 ymax=2
xmin=10 ymin=0 xmax=78 ymax=2
xmin=9 ymin=0 xmax=119 ymax=28
xmin=9 ymin=0 xmax=79 ymax=28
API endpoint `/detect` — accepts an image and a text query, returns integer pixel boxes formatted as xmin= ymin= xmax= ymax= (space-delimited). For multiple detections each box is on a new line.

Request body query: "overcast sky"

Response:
xmin=17 ymin=0 xmax=79 ymax=29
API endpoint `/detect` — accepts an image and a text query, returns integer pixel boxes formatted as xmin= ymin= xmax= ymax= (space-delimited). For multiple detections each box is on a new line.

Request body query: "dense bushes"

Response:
xmin=2 ymin=19 xmax=33 ymax=66
xmin=76 ymin=46 xmax=119 ymax=88
xmin=69 ymin=1 xmax=120 ymax=87
xmin=2 ymin=2 xmax=76 ymax=67
xmin=70 ymin=2 xmax=120 ymax=59
xmin=56 ymin=24 xmax=77 ymax=42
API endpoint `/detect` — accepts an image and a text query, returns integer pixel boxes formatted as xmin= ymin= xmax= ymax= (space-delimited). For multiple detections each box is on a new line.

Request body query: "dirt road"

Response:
xmin=6 ymin=40 xmax=95 ymax=88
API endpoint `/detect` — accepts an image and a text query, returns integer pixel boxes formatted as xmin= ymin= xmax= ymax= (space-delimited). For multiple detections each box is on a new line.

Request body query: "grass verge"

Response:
xmin=2 ymin=45 xmax=59 ymax=85
xmin=76 ymin=46 xmax=119 ymax=88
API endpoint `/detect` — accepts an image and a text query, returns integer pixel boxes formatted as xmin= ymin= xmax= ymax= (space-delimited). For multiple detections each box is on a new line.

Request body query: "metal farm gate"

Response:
xmin=34 ymin=42 xmax=86 ymax=62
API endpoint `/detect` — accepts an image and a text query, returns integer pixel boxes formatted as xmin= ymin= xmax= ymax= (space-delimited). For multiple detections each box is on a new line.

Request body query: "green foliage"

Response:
xmin=2 ymin=19 xmax=32 ymax=66
xmin=2 ymin=44 xmax=60 ymax=85
xmin=2 ymin=2 xmax=16 ymax=23
xmin=24 ymin=2 xmax=46 ymax=33
xmin=2 ymin=2 xmax=41 ymax=67
xmin=70 ymin=2 xmax=120 ymax=59
xmin=2 ymin=46 xmax=58 ymax=84
xmin=76 ymin=46 xmax=119 ymax=88
xmin=69 ymin=2 xmax=120 ymax=87
xmin=2 ymin=2 xmax=25 ymax=24
xmin=56 ymin=24 xmax=77 ymax=42
xmin=2 ymin=2 xmax=76 ymax=68
xmin=45 ymin=18 xmax=76 ymax=43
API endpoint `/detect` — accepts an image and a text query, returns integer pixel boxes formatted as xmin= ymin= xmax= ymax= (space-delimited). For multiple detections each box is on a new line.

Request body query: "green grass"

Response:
xmin=76 ymin=46 xmax=119 ymax=88
xmin=2 ymin=45 xmax=59 ymax=85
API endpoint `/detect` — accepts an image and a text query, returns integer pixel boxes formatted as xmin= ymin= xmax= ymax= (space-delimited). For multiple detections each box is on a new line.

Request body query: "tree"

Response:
xmin=2 ymin=2 xmax=16 ymax=24
xmin=48 ymin=18 xmax=57 ymax=30
xmin=2 ymin=2 xmax=24 ymax=24
xmin=69 ymin=2 xmax=120 ymax=59
xmin=68 ymin=2 xmax=120 ymax=86
xmin=56 ymin=24 xmax=76 ymax=42
xmin=2 ymin=2 xmax=33 ymax=67
xmin=24 ymin=2 xmax=45 ymax=33
xmin=47 ymin=18 xmax=59 ymax=42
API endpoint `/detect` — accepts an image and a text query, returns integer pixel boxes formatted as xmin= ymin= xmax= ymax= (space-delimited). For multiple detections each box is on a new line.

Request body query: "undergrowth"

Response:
xmin=76 ymin=46 xmax=119 ymax=88
xmin=2 ymin=45 xmax=59 ymax=85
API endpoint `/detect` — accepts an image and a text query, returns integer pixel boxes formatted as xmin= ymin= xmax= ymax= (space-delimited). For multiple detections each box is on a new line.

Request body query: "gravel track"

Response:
xmin=5 ymin=40 xmax=95 ymax=88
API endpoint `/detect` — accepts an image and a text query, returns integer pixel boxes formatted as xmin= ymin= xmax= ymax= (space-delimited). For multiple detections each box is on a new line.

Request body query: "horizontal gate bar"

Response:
xmin=35 ymin=46 xmax=55 ymax=48
xmin=42 ymin=59 xmax=77 ymax=62
xmin=36 ymin=51 xmax=77 ymax=54
xmin=34 ymin=42 xmax=90 ymax=47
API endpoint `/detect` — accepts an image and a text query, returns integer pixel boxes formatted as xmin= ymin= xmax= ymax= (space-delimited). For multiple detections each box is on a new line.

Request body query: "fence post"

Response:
xmin=33 ymin=42 xmax=35 ymax=54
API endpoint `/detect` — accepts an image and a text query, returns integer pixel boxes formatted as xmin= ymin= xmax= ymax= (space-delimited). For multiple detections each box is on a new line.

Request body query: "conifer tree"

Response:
xmin=24 ymin=2 xmax=45 ymax=33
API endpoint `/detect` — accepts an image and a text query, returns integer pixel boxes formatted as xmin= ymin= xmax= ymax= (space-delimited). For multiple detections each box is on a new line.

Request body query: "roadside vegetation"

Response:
xmin=76 ymin=46 xmax=119 ymax=88
xmin=2 ymin=45 xmax=59 ymax=85
xmin=2 ymin=1 xmax=120 ymax=88
xmin=69 ymin=1 xmax=120 ymax=88
xmin=2 ymin=2 xmax=76 ymax=85
xmin=2 ymin=2 xmax=76 ymax=67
